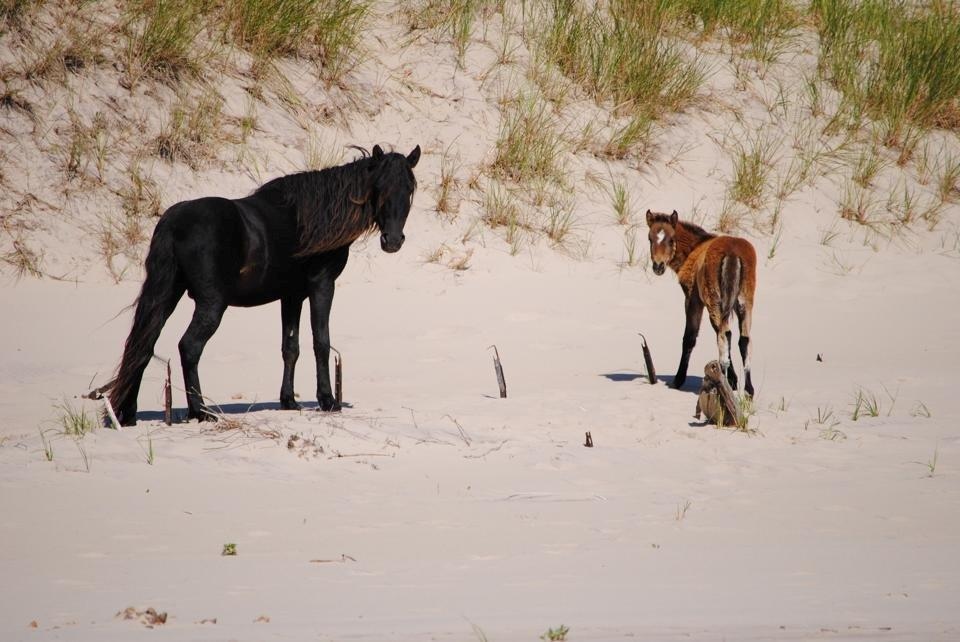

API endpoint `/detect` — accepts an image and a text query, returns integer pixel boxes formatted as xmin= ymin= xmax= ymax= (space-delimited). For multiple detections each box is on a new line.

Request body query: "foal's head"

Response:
xmin=646 ymin=209 xmax=679 ymax=275
xmin=370 ymin=144 xmax=420 ymax=253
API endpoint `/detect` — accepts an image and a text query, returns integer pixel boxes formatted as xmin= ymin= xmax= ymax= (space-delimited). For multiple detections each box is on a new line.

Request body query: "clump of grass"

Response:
xmin=436 ymin=145 xmax=461 ymax=217
xmin=222 ymin=542 xmax=237 ymax=556
xmin=610 ymin=179 xmax=631 ymax=225
xmin=603 ymin=114 xmax=652 ymax=160
xmin=119 ymin=160 xmax=162 ymax=220
xmin=937 ymin=150 xmax=960 ymax=203
xmin=62 ymin=110 xmax=110 ymax=182
xmin=123 ymin=0 xmax=206 ymax=85
xmin=221 ymin=0 xmax=369 ymax=78
xmin=483 ymin=183 xmax=528 ymax=253
xmin=912 ymin=446 xmax=938 ymax=478
xmin=541 ymin=624 xmax=570 ymax=641
xmin=622 ymin=224 xmax=642 ymax=267
xmin=852 ymin=146 xmax=887 ymax=188
xmin=671 ymin=0 xmax=801 ymax=69
xmin=56 ymin=399 xmax=96 ymax=437
xmin=839 ymin=180 xmax=876 ymax=226
xmin=38 ymin=428 xmax=54 ymax=461
xmin=540 ymin=0 xmax=704 ymax=151
xmin=405 ymin=0 xmax=499 ymax=66
xmin=544 ymin=194 xmax=576 ymax=246
xmin=155 ymin=90 xmax=224 ymax=169
xmin=851 ymin=386 xmax=880 ymax=420
xmin=1 ymin=0 xmax=43 ymax=26
xmin=1 ymin=234 xmax=43 ymax=279
xmin=491 ymin=92 xmax=566 ymax=184
xmin=728 ymin=130 xmax=777 ymax=209
xmin=806 ymin=405 xmax=845 ymax=440
xmin=811 ymin=0 xmax=960 ymax=145
xmin=734 ymin=393 xmax=756 ymax=432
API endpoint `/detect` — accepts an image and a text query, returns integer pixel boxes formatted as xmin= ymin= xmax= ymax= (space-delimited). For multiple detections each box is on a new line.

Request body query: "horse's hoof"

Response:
xmin=319 ymin=396 xmax=341 ymax=412
xmin=669 ymin=378 xmax=686 ymax=390
xmin=280 ymin=398 xmax=301 ymax=411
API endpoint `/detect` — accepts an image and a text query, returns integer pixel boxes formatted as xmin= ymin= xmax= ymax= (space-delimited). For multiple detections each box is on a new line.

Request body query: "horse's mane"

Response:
xmin=255 ymin=147 xmax=415 ymax=256
xmin=677 ymin=219 xmax=715 ymax=244
xmin=648 ymin=211 xmax=716 ymax=244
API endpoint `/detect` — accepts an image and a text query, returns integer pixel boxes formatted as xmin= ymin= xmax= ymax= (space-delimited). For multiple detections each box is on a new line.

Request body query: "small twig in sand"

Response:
xmin=328 ymin=451 xmax=394 ymax=459
xmin=463 ymin=439 xmax=509 ymax=459
xmin=443 ymin=414 xmax=472 ymax=446
xmin=309 ymin=554 xmax=357 ymax=564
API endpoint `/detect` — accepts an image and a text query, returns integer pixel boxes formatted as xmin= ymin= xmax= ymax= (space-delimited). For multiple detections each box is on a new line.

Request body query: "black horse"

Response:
xmin=107 ymin=144 xmax=420 ymax=426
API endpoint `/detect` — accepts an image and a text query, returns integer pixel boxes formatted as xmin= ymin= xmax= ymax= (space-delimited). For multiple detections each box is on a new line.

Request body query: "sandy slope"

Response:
xmin=2 ymin=2 xmax=960 ymax=641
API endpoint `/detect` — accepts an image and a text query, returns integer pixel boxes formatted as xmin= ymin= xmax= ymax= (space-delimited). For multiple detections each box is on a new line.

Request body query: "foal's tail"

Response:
xmin=718 ymin=254 xmax=742 ymax=321
xmin=108 ymin=221 xmax=182 ymax=425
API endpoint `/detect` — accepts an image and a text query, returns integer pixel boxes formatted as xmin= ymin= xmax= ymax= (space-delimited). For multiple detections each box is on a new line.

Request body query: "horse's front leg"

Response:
xmin=307 ymin=275 xmax=340 ymax=412
xmin=672 ymin=293 xmax=704 ymax=390
xmin=279 ymin=295 xmax=303 ymax=410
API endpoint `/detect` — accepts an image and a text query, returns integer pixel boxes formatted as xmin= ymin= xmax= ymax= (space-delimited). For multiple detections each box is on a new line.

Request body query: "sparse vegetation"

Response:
xmin=541 ymin=624 xmax=570 ymax=641
xmin=491 ymin=92 xmax=566 ymax=184
xmin=851 ymin=386 xmax=880 ymax=421
xmin=56 ymin=399 xmax=96 ymax=437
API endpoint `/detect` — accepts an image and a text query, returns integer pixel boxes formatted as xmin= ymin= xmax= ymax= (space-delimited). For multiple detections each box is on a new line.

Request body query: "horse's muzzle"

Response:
xmin=652 ymin=262 xmax=665 ymax=275
xmin=380 ymin=233 xmax=404 ymax=253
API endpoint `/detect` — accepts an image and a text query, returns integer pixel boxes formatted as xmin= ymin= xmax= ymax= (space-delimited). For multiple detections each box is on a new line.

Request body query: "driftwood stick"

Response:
xmin=696 ymin=360 xmax=742 ymax=427
xmin=330 ymin=346 xmax=343 ymax=404
xmin=638 ymin=332 xmax=657 ymax=385
xmin=163 ymin=360 xmax=173 ymax=426
xmin=488 ymin=344 xmax=507 ymax=398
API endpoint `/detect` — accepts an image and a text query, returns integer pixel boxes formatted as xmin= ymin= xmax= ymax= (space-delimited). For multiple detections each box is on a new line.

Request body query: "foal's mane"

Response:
xmin=255 ymin=147 xmax=415 ymax=256
xmin=648 ymin=212 xmax=716 ymax=245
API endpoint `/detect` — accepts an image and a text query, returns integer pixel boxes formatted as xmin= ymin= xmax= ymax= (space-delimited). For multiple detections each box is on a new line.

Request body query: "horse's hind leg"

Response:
xmin=710 ymin=311 xmax=738 ymax=391
xmin=736 ymin=301 xmax=754 ymax=397
xmin=179 ymin=297 xmax=227 ymax=421
xmin=279 ymin=296 xmax=303 ymax=410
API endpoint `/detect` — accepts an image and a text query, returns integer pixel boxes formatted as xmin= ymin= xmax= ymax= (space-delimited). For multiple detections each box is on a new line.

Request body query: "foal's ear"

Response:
xmin=407 ymin=145 xmax=421 ymax=168
xmin=670 ymin=210 xmax=679 ymax=226
xmin=372 ymin=144 xmax=384 ymax=158
xmin=645 ymin=209 xmax=654 ymax=226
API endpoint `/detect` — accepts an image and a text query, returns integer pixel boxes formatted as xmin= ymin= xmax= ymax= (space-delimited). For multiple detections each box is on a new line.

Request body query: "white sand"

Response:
xmin=2 ymin=3 xmax=959 ymax=640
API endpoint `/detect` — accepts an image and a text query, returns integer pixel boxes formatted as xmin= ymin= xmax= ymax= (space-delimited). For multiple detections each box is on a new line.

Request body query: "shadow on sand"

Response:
xmin=135 ymin=400 xmax=355 ymax=423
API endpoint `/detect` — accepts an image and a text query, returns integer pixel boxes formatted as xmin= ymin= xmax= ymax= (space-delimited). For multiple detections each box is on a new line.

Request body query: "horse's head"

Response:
xmin=370 ymin=144 xmax=420 ymax=253
xmin=646 ymin=209 xmax=679 ymax=275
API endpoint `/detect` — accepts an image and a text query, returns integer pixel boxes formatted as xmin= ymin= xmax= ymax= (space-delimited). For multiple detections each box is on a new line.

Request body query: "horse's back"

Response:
xmin=687 ymin=235 xmax=756 ymax=304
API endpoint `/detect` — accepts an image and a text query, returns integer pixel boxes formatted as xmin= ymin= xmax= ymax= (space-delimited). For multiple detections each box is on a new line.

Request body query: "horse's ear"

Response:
xmin=670 ymin=210 xmax=679 ymax=226
xmin=407 ymin=145 xmax=421 ymax=168
xmin=372 ymin=145 xmax=384 ymax=159
xmin=645 ymin=209 xmax=654 ymax=226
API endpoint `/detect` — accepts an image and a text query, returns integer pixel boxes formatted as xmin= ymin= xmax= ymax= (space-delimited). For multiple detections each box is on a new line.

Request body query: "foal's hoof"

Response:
xmin=189 ymin=410 xmax=218 ymax=423
xmin=319 ymin=395 xmax=341 ymax=412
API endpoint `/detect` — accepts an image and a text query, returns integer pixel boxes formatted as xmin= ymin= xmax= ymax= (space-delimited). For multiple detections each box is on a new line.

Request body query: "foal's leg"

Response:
xmin=736 ymin=301 xmax=754 ymax=397
xmin=279 ymin=295 xmax=303 ymax=410
xmin=672 ymin=294 xmax=704 ymax=390
xmin=179 ymin=297 xmax=227 ymax=421
xmin=711 ymin=311 xmax=738 ymax=391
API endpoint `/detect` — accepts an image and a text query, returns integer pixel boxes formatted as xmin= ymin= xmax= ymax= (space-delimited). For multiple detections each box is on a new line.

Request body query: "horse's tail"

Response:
xmin=718 ymin=253 xmax=742 ymax=322
xmin=108 ymin=220 xmax=182 ymax=425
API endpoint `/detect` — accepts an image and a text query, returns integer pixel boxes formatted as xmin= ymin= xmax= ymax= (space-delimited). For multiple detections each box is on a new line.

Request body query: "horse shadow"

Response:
xmin=600 ymin=372 xmax=703 ymax=390
xmin=135 ymin=400 xmax=352 ymax=423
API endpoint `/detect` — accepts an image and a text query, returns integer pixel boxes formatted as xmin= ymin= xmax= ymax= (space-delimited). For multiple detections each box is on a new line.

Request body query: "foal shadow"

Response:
xmin=600 ymin=372 xmax=703 ymax=391
xmin=136 ymin=400 xmax=355 ymax=423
